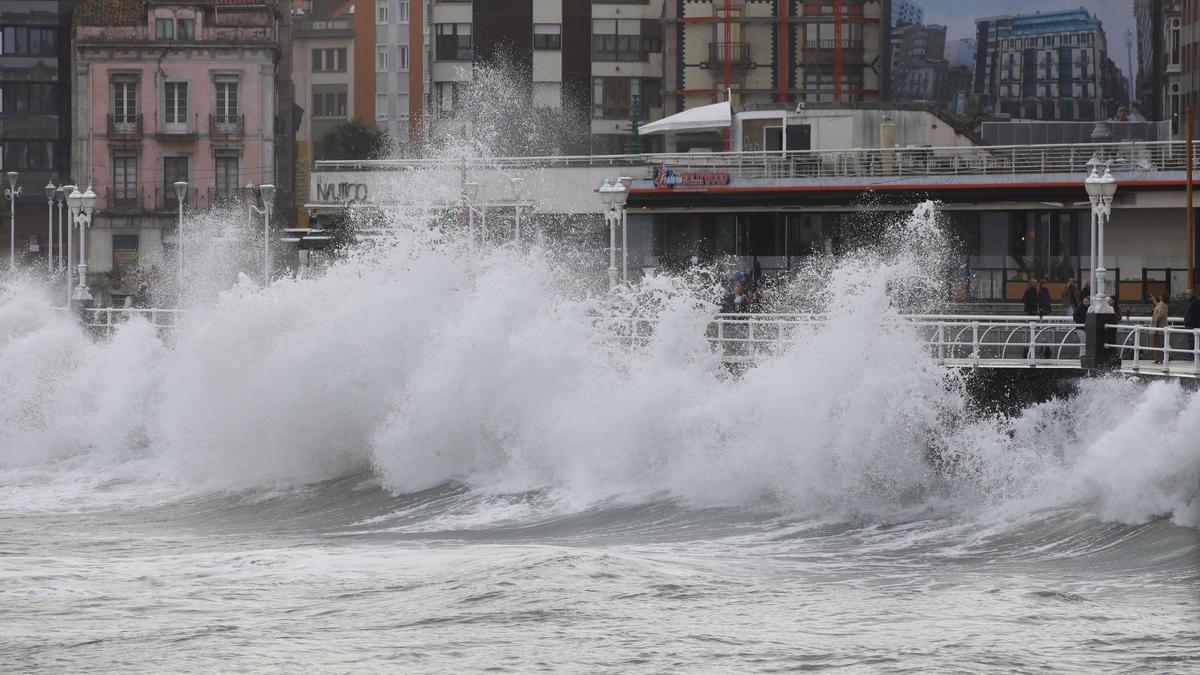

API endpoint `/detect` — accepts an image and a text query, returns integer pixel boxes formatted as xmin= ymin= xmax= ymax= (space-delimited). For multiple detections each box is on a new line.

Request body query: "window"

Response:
xmin=397 ymin=93 xmax=409 ymax=118
xmin=533 ymin=24 xmax=561 ymax=50
xmin=376 ymin=45 xmax=388 ymax=72
xmin=215 ymin=81 xmax=238 ymax=121
xmin=2 ymin=141 xmax=54 ymax=170
xmin=214 ymin=155 xmax=239 ymax=194
xmin=155 ymin=18 xmax=174 ymax=39
xmin=312 ymin=91 xmax=348 ymax=117
xmin=112 ymin=154 xmax=138 ymax=202
xmin=435 ymin=23 xmax=471 ymax=61
xmin=377 ymin=94 xmax=388 ymax=119
xmin=377 ymin=2 xmax=388 ymax=24
xmin=112 ymin=235 xmax=139 ymax=271
xmin=113 ymin=81 xmax=137 ymax=121
xmin=164 ymin=157 xmax=189 ymax=201
xmin=164 ymin=82 xmax=188 ymax=130
xmin=177 ymin=18 xmax=194 ymax=40
xmin=398 ymin=44 xmax=409 ymax=70
xmin=4 ymin=83 xmax=57 ymax=114
xmin=398 ymin=0 xmax=409 ymax=22
xmin=312 ymin=48 xmax=347 ymax=73
xmin=592 ymin=19 xmax=646 ymax=61
xmin=1 ymin=27 xmax=56 ymax=56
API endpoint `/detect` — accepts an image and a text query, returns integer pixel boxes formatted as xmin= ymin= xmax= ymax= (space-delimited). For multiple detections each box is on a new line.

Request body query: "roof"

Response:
xmin=639 ymin=100 xmax=732 ymax=136
xmin=1007 ymin=8 xmax=1101 ymax=36
xmin=74 ymin=0 xmax=143 ymax=26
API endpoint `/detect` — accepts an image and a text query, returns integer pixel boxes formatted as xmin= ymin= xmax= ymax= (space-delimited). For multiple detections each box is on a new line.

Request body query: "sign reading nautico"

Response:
xmin=652 ymin=167 xmax=732 ymax=189
xmin=313 ymin=178 xmax=370 ymax=202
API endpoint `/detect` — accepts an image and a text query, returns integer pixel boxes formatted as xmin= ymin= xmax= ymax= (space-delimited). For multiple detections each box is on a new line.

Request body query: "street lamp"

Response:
xmin=67 ymin=185 xmax=95 ymax=304
xmin=174 ymin=180 xmax=188 ymax=296
xmin=55 ymin=184 xmax=66 ymax=273
xmin=618 ymin=176 xmax=632 ymax=284
xmin=1084 ymin=166 xmax=1117 ymax=314
xmin=598 ymin=179 xmax=628 ymax=289
xmin=44 ymin=182 xmax=56 ymax=273
xmin=510 ymin=177 xmax=524 ymax=246
xmin=61 ymin=184 xmax=75 ymax=307
xmin=258 ymin=184 xmax=275 ymax=285
xmin=5 ymin=171 xmax=20 ymax=270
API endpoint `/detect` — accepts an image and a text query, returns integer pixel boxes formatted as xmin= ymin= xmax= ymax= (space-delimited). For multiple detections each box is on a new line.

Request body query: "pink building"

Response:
xmin=71 ymin=0 xmax=282 ymax=279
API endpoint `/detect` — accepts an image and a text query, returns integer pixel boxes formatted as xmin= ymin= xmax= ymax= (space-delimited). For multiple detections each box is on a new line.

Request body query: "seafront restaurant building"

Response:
xmin=307 ymin=110 xmax=1197 ymax=304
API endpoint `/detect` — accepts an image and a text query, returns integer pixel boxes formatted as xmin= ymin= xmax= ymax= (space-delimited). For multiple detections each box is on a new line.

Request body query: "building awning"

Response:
xmin=638 ymin=100 xmax=731 ymax=136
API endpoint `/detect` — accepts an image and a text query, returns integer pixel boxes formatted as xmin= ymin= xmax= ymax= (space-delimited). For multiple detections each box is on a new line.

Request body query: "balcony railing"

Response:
xmin=313 ymin=141 xmax=1199 ymax=184
xmin=209 ymin=114 xmax=244 ymax=139
xmin=156 ymin=186 xmax=198 ymax=211
xmin=76 ymin=24 xmax=276 ymax=43
xmin=803 ymin=39 xmax=865 ymax=51
xmin=104 ymin=187 xmax=144 ymax=211
xmin=157 ymin=113 xmax=198 ymax=140
xmin=107 ymin=114 xmax=143 ymax=139
xmin=706 ymin=42 xmax=752 ymax=70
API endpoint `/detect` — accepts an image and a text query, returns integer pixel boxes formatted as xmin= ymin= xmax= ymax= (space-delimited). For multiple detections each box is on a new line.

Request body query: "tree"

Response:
xmin=315 ymin=119 xmax=392 ymax=161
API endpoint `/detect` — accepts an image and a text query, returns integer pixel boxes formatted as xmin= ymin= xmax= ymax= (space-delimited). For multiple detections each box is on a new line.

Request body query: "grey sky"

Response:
xmin=918 ymin=0 xmax=1137 ymax=78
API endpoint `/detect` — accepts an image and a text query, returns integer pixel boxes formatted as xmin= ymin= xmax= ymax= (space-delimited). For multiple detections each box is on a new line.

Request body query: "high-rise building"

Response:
xmin=1183 ymin=0 xmax=1200 ymax=132
xmin=891 ymin=0 xmax=922 ymax=28
xmin=372 ymin=0 xmax=423 ymax=149
xmin=1134 ymin=0 xmax=1182 ymax=128
xmin=70 ymin=0 xmax=291 ymax=279
xmin=974 ymin=9 xmax=1124 ymax=121
xmin=891 ymin=23 xmax=970 ymax=111
xmin=662 ymin=0 xmax=890 ymax=151
xmin=0 ymin=0 xmax=80 ymax=265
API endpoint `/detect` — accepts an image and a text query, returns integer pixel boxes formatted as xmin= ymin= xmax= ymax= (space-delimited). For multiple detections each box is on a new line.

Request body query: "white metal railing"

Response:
xmin=1108 ymin=324 xmax=1200 ymax=377
xmin=314 ymin=140 xmax=1196 ymax=182
xmin=605 ymin=313 xmax=1088 ymax=368
xmin=81 ymin=307 xmax=183 ymax=337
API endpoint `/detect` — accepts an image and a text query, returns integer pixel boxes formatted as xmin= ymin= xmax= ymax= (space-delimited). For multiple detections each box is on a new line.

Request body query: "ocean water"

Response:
xmin=0 ymin=203 xmax=1197 ymax=672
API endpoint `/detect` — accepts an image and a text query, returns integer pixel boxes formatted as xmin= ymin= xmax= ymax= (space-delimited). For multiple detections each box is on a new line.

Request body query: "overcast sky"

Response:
xmin=920 ymin=0 xmax=1137 ymax=78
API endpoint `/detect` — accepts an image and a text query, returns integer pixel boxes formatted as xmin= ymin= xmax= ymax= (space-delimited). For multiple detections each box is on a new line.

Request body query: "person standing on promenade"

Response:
xmin=1151 ymin=293 xmax=1169 ymax=363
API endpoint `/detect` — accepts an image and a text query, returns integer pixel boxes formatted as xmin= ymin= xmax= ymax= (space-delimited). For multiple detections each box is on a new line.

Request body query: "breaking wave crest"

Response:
xmin=0 ymin=202 xmax=1196 ymax=530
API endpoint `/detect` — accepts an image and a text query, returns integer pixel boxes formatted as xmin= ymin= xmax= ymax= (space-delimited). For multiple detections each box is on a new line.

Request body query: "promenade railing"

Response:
xmin=1107 ymin=324 xmax=1200 ymax=375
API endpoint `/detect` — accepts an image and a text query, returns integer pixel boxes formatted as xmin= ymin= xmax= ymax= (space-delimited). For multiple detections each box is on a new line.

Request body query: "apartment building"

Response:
xmin=661 ymin=0 xmax=889 ymax=151
xmin=71 ymin=0 xmax=287 ymax=276
xmin=372 ymin=0 xmax=423 ymax=147
xmin=1134 ymin=0 xmax=1182 ymax=129
xmin=0 ymin=0 xmax=78 ymax=264
xmin=974 ymin=9 xmax=1125 ymax=121
xmin=891 ymin=0 xmax=921 ymax=27
xmin=890 ymin=22 xmax=969 ymax=111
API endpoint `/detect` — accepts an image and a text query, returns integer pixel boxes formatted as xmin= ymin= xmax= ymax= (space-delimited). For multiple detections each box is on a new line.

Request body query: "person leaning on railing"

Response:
xmin=1151 ymin=293 xmax=1169 ymax=364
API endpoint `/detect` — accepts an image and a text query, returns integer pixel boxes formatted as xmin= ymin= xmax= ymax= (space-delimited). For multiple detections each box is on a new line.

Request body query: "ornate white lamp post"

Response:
xmin=66 ymin=185 xmax=95 ymax=304
xmin=61 ymin=184 xmax=75 ymax=306
xmin=598 ymin=179 xmax=628 ymax=289
xmin=618 ymin=176 xmax=632 ymax=283
xmin=44 ymin=182 xmax=56 ymax=273
xmin=55 ymin=184 xmax=66 ymax=272
xmin=173 ymin=180 xmax=188 ymax=295
xmin=1084 ymin=167 xmax=1117 ymax=313
xmin=257 ymin=184 xmax=275 ymax=285
xmin=5 ymin=171 xmax=20 ymax=270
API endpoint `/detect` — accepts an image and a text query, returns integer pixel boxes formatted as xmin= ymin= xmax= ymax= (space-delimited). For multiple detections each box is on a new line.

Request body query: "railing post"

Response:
xmin=937 ymin=323 xmax=945 ymax=364
xmin=971 ymin=321 xmax=980 ymax=365
xmin=1028 ymin=321 xmax=1036 ymax=366
xmin=1132 ymin=327 xmax=1141 ymax=373
xmin=1194 ymin=329 xmax=1199 ymax=376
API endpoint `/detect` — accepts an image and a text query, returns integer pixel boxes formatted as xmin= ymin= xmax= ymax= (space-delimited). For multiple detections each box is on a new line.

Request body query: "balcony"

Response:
xmin=76 ymin=24 xmax=276 ymax=44
xmin=107 ymin=114 xmax=143 ymax=140
xmin=104 ymin=187 xmax=145 ymax=212
xmin=705 ymin=42 xmax=752 ymax=72
xmin=156 ymin=186 xmax=198 ymax=211
xmin=156 ymin=114 xmax=198 ymax=141
xmin=209 ymin=114 xmax=244 ymax=140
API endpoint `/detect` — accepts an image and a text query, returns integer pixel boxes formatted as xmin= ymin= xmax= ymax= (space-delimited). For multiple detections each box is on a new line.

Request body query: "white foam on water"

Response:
xmin=0 ymin=194 xmax=1195 ymax=529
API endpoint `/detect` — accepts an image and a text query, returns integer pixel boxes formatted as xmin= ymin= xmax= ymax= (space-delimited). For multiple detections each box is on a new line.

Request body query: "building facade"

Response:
xmin=974 ymin=9 xmax=1124 ymax=121
xmin=0 ymin=0 xmax=78 ymax=265
xmin=890 ymin=0 xmax=921 ymax=28
xmin=71 ymin=0 xmax=285 ymax=278
xmin=662 ymin=0 xmax=889 ymax=151
xmin=1135 ymin=0 xmax=1182 ymax=129
xmin=890 ymin=22 xmax=969 ymax=111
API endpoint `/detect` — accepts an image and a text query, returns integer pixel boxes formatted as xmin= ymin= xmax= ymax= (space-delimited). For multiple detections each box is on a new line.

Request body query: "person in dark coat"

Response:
xmin=1073 ymin=295 xmax=1090 ymax=325
xmin=1022 ymin=278 xmax=1039 ymax=316
xmin=1185 ymin=289 xmax=1200 ymax=352
xmin=1037 ymin=278 xmax=1053 ymax=318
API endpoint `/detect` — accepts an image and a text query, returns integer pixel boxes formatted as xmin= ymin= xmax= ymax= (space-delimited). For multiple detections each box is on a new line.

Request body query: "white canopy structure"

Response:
xmin=637 ymin=100 xmax=731 ymax=136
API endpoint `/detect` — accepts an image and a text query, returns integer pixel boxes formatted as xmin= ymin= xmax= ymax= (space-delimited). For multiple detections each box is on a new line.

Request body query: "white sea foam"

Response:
xmin=0 ymin=196 xmax=1195 ymax=528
